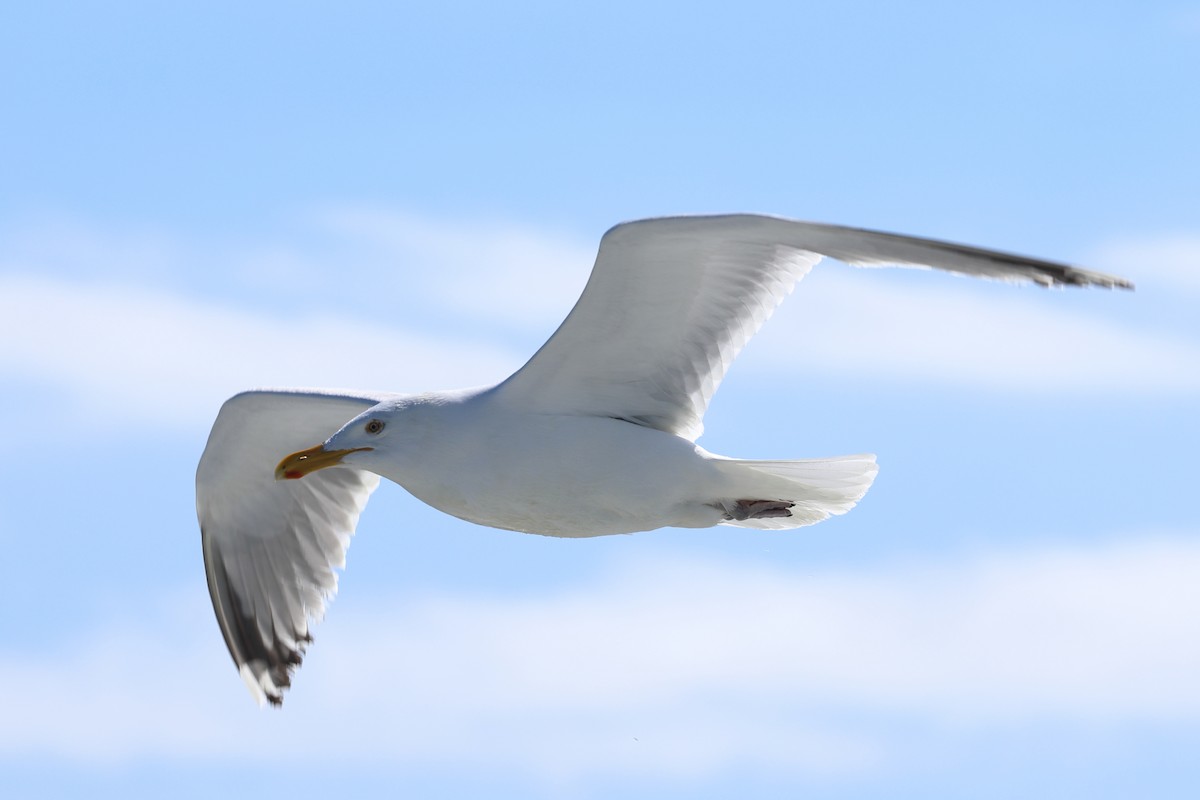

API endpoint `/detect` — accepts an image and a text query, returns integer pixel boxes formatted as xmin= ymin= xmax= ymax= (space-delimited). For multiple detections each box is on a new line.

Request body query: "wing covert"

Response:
xmin=496 ymin=216 xmax=822 ymax=440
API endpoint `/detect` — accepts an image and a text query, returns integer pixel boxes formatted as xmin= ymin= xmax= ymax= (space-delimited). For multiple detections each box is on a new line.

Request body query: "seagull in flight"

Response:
xmin=196 ymin=214 xmax=1131 ymax=706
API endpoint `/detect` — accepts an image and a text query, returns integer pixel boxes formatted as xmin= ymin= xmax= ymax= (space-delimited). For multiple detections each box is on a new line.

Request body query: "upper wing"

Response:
xmin=495 ymin=214 xmax=1131 ymax=440
xmin=196 ymin=388 xmax=391 ymax=706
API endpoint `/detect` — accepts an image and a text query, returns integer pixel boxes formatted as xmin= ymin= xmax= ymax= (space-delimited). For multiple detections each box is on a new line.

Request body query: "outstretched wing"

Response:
xmin=496 ymin=214 xmax=1131 ymax=440
xmin=196 ymin=388 xmax=391 ymax=706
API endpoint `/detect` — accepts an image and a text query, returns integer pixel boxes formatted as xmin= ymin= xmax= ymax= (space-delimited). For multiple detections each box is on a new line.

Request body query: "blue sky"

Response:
xmin=1 ymin=2 xmax=1198 ymax=798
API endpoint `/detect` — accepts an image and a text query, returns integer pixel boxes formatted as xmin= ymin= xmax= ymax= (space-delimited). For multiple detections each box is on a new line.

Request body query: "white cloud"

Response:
xmin=0 ymin=274 xmax=523 ymax=431
xmin=1092 ymin=234 xmax=1200 ymax=296
xmin=2 ymin=535 xmax=1197 ymax=779
xmin=747 ymin=267 xmax=1200 ymax=393
xmin=319 ymin=207 xmax=595 ymax=325
xmin=324 ymin=536 xmax=1200 ymax=724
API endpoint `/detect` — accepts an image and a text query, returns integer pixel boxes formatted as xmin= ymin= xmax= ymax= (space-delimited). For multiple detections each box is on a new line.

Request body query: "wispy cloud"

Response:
xmin=0 ymin=274 xmax=523 ymax=431
xmin=747 ymin=267 xmax=1200 ymax=393
xmin=318 ymin=207 xmax=595 ymax=326
xmin=3 ymin=535 xmax=1196 ymax=779
xmin=1092 ymin=234 xmax=1200 ymax=296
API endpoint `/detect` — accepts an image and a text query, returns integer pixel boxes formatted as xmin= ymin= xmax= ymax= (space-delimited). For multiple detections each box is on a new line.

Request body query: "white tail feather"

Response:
xmin=714 ymin=454 xmax=879 ymax=529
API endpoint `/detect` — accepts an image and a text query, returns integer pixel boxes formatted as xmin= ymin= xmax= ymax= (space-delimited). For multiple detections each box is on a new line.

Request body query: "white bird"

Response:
xmin=196 ymin=214 xmax=1131 ymax=706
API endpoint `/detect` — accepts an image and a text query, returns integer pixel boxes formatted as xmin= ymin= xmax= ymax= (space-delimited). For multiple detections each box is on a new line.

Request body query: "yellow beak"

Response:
xmin=275 ymin=444 xmax=373 ymax=480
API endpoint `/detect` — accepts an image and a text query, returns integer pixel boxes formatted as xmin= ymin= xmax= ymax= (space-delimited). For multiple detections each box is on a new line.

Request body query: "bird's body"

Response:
xmin=197 ymin=213 xmax=1132 ymax=706
xmin=341 ymin=387 xmax=872 ymax=537
xmin=380 ymin=389 xmax=728 ymax=536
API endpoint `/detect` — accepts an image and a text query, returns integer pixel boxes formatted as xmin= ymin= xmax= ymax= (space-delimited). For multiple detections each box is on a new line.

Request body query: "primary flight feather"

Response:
xmin=196 ymin=214 xmax=1132 ymax=706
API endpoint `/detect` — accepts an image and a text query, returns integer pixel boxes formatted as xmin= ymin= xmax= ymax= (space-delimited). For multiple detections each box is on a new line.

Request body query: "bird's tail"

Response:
xmin=711 ymin=454 xmax=878 ymax=529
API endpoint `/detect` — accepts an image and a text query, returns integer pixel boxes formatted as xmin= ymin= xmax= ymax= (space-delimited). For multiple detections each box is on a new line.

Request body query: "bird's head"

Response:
xmin=274 ymin=404 xmax=398 ymax=480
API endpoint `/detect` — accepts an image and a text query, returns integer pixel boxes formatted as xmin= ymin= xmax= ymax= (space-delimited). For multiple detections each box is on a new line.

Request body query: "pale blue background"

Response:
xmin=1 ymin=2 xmax=1198 ymax=798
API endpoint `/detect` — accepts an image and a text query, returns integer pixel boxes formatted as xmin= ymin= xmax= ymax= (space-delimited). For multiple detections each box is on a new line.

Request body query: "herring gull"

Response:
xmin=196 ymin=214 xmax=1132 ymax=705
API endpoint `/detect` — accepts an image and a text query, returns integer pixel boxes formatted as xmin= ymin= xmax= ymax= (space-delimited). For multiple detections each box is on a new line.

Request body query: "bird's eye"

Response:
xmin=365 ymin=419 xmax=385 ymax=434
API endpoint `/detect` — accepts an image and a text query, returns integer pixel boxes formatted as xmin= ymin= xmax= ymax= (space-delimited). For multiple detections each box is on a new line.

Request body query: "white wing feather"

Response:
xmin=196 ymin=388 xmax=391 ymax=706
xmin=496 ymin=214 xmax=1130 ymax=440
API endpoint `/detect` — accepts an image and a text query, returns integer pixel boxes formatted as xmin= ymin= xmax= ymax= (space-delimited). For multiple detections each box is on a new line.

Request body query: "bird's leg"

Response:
xmin=719 ymin=499 xmax=795 ymax=521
